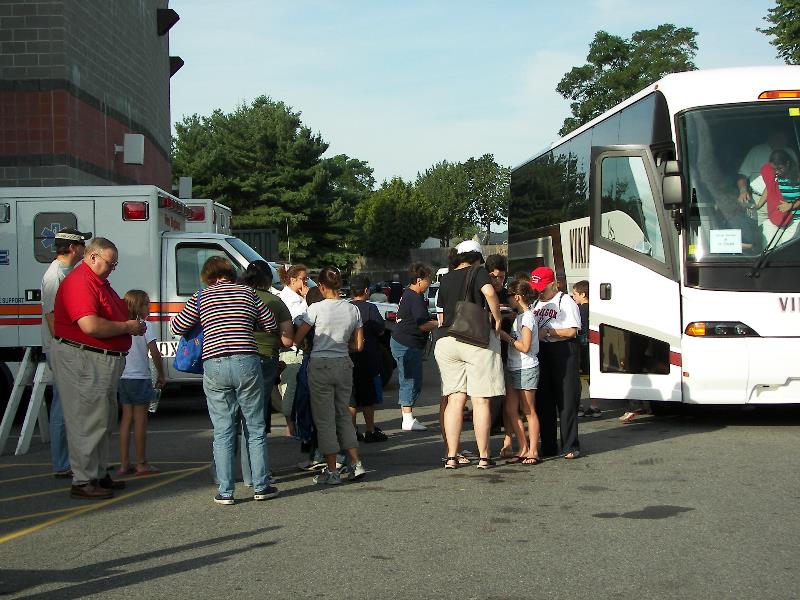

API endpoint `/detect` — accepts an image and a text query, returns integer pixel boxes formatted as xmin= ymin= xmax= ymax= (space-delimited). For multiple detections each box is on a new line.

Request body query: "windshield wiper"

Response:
xmin=748 ymin=219 xmax=792 ymax=278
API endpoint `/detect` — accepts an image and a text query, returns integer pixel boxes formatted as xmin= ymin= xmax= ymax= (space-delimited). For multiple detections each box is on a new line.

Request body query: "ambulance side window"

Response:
xmin=34 ymin=213 xmax=78 ymax=263
xmin=176 ymin=244 xmax=241 ymax=296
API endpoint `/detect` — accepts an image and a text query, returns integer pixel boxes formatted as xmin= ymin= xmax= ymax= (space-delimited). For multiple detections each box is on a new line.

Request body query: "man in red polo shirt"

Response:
xmin=51 ymin=237 xmax=146 ymax=499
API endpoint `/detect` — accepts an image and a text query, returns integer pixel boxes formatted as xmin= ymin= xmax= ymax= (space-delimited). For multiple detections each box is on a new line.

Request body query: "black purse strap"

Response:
xmin=459 ymin=265 xmax=479 ymax=304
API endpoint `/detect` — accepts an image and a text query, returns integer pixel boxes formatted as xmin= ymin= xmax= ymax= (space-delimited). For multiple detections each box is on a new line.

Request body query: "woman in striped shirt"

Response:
xmin=757 ymin=149 xmax=800 ymax=246
xmin=171 ymin=256 xmax=277 ymax=506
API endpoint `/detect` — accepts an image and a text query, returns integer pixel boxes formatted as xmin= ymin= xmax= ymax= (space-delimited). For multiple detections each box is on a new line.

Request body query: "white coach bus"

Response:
xmin=509 ymin=66 xmax=800 ymax=405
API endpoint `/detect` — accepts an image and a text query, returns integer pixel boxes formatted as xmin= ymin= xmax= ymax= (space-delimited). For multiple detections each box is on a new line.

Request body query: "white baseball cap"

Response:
xmin=455 ymin=239 xmax=483 ymax=255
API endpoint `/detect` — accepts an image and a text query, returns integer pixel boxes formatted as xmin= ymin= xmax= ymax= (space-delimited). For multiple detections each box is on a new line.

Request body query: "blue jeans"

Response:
xmin=240 ymin=355 xmax=280 ymax=487
xmin=46 ymin=354 xmax=70 ymax=473
xmin=390 ymin=338 xmax=423 ymax=408
xmin=203 ymin=353 xmax=267 ymax=496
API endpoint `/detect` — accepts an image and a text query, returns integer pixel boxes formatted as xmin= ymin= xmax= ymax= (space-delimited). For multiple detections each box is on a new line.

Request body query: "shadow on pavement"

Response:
xmin=0 ymin=526 xmax=281 ymax=597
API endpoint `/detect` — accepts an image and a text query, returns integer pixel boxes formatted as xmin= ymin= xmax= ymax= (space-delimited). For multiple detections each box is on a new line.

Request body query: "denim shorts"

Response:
xmin=506 ymin=366 xmax=540 ymax=391
xmin=118 ymin=378 xmax=154 ymax=405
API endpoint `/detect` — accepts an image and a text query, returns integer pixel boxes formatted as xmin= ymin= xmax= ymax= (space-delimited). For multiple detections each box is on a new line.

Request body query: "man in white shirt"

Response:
xmin=41 ymin=227 xmax=92 ymax=478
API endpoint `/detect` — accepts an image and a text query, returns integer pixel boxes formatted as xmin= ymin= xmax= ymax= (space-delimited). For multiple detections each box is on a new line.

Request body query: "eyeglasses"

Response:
xmin=93 ymin=253 xmax=118 ymax=269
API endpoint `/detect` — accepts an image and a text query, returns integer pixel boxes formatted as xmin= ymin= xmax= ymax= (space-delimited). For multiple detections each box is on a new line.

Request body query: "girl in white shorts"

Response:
xmin=498 ymin=280 xmax=541 ymax=465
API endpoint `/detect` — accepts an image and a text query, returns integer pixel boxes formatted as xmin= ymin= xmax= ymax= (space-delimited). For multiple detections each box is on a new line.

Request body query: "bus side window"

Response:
xmin=600 ymin=156 xmax=666 ymax=263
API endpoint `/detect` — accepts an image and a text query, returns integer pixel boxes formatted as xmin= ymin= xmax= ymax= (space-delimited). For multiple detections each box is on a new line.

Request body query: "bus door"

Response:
xmin=588 ymin=147 xmax=682 ymax=403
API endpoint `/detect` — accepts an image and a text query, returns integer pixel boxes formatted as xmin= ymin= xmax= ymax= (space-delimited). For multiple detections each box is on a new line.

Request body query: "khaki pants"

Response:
xmin=307 ymin=356 xmax=357 ymax=455
xmin=51 ymin=340 xmax=125 ymax=485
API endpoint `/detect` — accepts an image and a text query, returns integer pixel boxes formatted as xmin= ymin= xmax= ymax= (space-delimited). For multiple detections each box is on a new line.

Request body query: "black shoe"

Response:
xmin=356 ymin=430 xmax=365 ymax=442
xmin=364 ymin=427 xmax=388 ymax=443
xmin=54 ymin=469 xmax=73 ymax=479
xmin=97 ymin=474 xmax=126 ymax=490
xmin=70 ymin=483 xmax=113 ymax=499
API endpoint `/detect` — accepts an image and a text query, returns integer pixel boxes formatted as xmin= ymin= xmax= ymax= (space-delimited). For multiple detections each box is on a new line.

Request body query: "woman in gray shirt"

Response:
xmin=294 ymin=266 xmax=365 ymax=485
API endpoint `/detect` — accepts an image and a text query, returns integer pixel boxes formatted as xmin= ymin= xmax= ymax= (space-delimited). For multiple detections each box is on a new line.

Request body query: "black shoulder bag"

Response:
xmin=447 ymin=265 xmax=491 ymax=348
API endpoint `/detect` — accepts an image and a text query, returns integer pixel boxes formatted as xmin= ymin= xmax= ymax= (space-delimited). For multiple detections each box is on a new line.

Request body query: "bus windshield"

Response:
xmin=679 ymin=102 xmax=800 ymax=264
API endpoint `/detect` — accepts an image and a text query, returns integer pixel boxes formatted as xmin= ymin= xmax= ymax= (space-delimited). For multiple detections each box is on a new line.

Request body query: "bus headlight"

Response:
xmin=685 ymin=322 xmax=759 ymax=337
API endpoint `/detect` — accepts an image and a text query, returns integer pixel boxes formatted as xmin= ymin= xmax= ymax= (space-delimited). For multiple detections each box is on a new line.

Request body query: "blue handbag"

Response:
xmin=173 ymin=290 xmax=204 ymax=374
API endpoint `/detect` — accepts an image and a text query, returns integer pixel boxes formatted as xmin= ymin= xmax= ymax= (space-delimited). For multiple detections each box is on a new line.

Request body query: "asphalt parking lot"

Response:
xmin=1 ymin=356 xmax=799 ymax=599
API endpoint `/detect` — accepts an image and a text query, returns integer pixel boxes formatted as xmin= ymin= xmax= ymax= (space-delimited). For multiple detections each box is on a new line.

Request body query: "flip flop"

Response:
xmin=619 ymin=410 xmax=643 ymax=423
xmin=134 ymin=464 xmax=161 ymax=476
xmin=499 ymin=447 xmax=516 ymax=459
xmin=521 ymin=456 xmax=541 ymax=465
xmin=505 ymin=455 xmax=526 ymax=465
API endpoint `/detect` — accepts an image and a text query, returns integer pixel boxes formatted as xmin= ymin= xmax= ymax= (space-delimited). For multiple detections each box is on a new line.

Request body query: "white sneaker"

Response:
xmin=346 ymin=461 xmax=366 ymax=481
xmin=313 ymin=468 xmax=342 ymax=486
xmin=402 ymin=418 xmax=427 ymax=431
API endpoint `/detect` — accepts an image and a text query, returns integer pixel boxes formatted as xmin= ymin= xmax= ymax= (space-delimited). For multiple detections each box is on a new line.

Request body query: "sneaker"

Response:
xmin=335 ymin=453 xmax=346 ymax=470
xmin=364 ymin=428 xmax=388 ymax=443
xmin=297 ymin=455 xmax=326 ymax=471
xmin=347 ymin=461 xmax=366 ymax=480
xmin=401 ymin=418 xmax=427 ymax=431
xmin=213 ymin=493 xmax=235 ymax=505
xmin=577 ymin=407 xmax=586 ymax=417
xmin=585 ymin=407 xmax=603 ymax=418
xmin=356 ymin=430 xmax=365 ymax=442
xmin=313 ymin=468 xmax=342 ymax=486
xmin=253 ymin=485 xmax=280 ymax=501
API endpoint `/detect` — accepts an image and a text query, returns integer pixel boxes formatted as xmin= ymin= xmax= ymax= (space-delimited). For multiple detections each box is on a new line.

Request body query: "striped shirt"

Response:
xmin=171 ymin=282 xmax=277 ymax=360
xmin=777 ymin=176 xmax=800 ymax=221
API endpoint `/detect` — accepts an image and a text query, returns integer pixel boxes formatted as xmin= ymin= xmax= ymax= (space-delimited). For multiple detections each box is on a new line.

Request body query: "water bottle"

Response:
xmin=148 ymin=387 xmax=161 ymax=414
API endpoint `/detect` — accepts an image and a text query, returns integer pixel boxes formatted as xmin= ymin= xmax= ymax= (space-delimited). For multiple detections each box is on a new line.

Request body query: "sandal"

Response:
xmin=134 ymin=463 xmax=161 ymax=476
xmin=116 ymin=465 xmax=134 ymax=477
xmin=521 ymin=456 xmax=541 ymax=465
xmin=477 ymin=457 xmax=496 ymax=470
xmin=564 ymin=451 xmax=581 ymax=460
xmin=505 ymin=455 xmax=526 ymax=465
xmin=444 ymin=457 xmax=460 ymax=469
xmin=499 ymin=447 xmax=516 ymax=459
xmin=619 ymin=410 xmax=643 ymax=424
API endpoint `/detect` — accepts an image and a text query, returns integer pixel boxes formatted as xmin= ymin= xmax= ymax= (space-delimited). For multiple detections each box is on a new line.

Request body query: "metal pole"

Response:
xmin=286 ymin=218 xmax=291 ymax=264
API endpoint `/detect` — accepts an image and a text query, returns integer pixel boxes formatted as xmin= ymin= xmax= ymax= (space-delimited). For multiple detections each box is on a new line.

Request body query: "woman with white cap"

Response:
xmin=434 ymin=240 xmax=505 ymax=469
xmin=529 ymin=266 xmax=581 ymax=459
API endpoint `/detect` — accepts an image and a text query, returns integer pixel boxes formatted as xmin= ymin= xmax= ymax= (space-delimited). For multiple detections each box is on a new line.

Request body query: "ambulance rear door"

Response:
xmin=16 ymin=200 xmax=96 ymax=346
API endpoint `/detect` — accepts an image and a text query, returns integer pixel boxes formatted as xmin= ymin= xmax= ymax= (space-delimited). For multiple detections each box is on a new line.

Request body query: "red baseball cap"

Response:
xmin=529 ymin=266 xmax=555 ymax=292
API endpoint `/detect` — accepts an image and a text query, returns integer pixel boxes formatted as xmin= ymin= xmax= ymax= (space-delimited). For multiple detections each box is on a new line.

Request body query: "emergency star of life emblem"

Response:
xmin=40 ymin=223 xmax=62 ymax=250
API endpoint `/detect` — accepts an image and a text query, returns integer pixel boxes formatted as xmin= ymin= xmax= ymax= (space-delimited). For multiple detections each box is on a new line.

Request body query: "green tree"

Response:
xmin=354 ymin=178 xmax=429 ymax=258
xmin=172 ymin=96 xmax=372 ymax=265
xmin=758 ymin=0 xmax=800 ymax=65
xmin=556 ymin=25 xmax=698 ymax=136
xmin=465 ymin=154 xmax=510 ymax=244
xmin=415 ymin=160 xmax=471 ymax=247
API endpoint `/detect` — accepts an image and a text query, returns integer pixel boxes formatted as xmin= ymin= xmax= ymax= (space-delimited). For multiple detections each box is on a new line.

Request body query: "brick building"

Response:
xmin=0 ymin=0 xmax=181 ymax=187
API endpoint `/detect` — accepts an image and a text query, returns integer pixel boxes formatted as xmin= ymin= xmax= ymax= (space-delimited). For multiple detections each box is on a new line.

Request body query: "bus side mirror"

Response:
xmin=662 ymin=160 xmax=683 ymax=208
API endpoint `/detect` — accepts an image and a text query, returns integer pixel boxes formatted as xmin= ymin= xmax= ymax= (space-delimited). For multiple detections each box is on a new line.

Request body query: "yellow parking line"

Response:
xmin=0 ymin=467 xmax=202 ymax=503
xmin=0 ymin=506 xmax=80 ymax=525
xmin=0 ymin=472 xmax=60 ymax=484
xmin=0 ymin=463 xmax=52 ymax=469
xmin=0 ymin=464 xmax=209 ymax=545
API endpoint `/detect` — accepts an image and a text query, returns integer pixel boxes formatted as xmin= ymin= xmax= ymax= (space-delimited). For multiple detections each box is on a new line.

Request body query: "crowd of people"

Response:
xmin=44 ymin=233 xmax=602 ymax=505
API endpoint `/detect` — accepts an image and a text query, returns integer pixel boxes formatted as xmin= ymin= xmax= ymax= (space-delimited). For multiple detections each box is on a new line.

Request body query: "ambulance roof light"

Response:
xmin=188 ymin=205 xmax=205 ymax=221
xmin=123 ymin=201 xmax=149 ymax=221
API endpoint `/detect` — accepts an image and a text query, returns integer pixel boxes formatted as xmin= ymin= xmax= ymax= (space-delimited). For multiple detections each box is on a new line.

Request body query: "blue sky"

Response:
xmin=169 ymin=0 xmax=785 ymax=186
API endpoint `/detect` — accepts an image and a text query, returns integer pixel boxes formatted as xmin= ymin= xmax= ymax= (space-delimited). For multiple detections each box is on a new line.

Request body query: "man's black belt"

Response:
xmin=55 ymin=337 xmax=128 ymax=357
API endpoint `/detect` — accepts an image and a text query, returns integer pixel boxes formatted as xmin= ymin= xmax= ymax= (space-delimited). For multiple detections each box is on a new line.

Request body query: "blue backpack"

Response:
xmin=173 ymin=290 xmax=204 ymax=374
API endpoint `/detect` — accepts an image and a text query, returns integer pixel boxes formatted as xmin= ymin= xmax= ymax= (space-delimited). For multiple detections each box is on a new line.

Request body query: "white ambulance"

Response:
xmin=184 ymin=198 xmax=232 ymax=234
xmin=0 ymin=185 xmax=276 ymax=406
